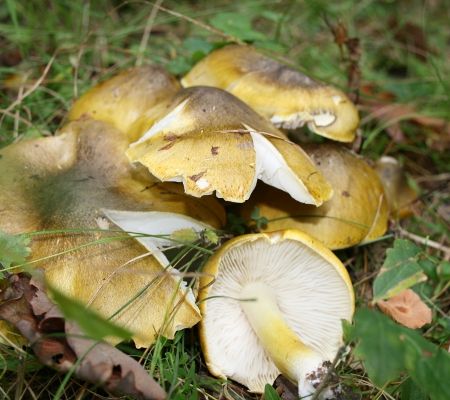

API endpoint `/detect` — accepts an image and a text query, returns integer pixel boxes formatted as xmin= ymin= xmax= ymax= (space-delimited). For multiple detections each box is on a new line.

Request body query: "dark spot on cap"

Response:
xmin=211 ymin=146 xmax=219 ymax=155
xmin=189 ymin=171 xmax=206 ymax=182
xmin=158 ymin=141 xmax=175 ymax=151
xmin=164 ymin=133 xmax=178 ymax=141
xmin=342 ymin=190 xmax=350 ymax=197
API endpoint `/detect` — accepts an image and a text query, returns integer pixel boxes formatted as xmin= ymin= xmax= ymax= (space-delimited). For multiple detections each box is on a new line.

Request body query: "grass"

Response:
xmin=0 ymin=0 xmax=449 ymax=399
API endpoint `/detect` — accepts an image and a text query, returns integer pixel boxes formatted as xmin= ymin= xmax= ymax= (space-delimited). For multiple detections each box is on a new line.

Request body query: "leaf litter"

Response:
xmin=377 ymin=288 xmax=432 ymax=329
xmin=0 ymin=272 xmax=166 ymax=400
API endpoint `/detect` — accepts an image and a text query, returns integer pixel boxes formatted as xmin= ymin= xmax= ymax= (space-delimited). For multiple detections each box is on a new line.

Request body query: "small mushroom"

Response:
xmin=242 ymin=144 xmax=389 ymax=249
xmin=0 ymin=118 xmax=225 ymax=347
xmin=375 ymin=156 xmax=419 ymax=219
xmin=182 ymin=45 xmax=359 ymax=142
xmin=198 ymin=230 xmax=354 ymax=398
xmin=126 ymin=86 xmax=333 ymax=205
xmin=68 ymin=66 xmax=180 ymax=140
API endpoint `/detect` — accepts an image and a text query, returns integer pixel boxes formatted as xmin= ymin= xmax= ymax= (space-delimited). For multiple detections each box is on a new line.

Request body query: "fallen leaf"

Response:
xmin=0 ymin=273 xmax=166 ymax=400
xmin=388 ymin=17 xmax=435 ymax=61
xmin=361 ymin=101 xmax=450 ymax=149
xmin=0 ymin=230 xmax=31 ymax=269
xmin=377 ymin=289 xmax=432 ymax=329
xmin=273 ymin=376 xmax=298 ymax=400
xmin=0 ymin=48 xmax=22 ymax=67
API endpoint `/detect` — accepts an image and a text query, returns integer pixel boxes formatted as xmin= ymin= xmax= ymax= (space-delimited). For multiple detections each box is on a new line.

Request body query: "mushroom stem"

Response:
xmin=240 ymin=282 xmax=327 ymax=398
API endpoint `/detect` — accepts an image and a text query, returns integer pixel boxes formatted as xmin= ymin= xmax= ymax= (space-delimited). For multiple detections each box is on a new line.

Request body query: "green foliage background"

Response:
xmin=0 ymin=1 xmax=449 ymax=399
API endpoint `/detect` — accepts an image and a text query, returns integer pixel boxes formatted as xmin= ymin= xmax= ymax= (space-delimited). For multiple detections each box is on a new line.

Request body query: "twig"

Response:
xmin=155 ymin=2 xmax=244 ymax=45
xmin=322 ymin=14 xmax=361 ymax=104
xmin=1 ymin=54 xmax=56 ymax=118
xmin=72 ymin=44 xmax=87 ymax=100
xmin=322 ymin=14 xmax=362 ymax=152
xmin=310 ymin=346 xmax=345 ymax=400
xmin=0 ymin=109 xmax=33 ymax=128
xmin=415 ymin=173 xmax=450 ymax=183
xmin=397 ymin=226 xmax=450 ymax=256
xmin=136 ymin=0 xmax=164 ymax=67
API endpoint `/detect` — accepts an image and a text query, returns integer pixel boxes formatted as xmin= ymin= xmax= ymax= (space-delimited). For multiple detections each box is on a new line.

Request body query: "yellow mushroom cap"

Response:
xmin=0 ymin=119 xmax=226 ymax=347
xmin=198 ymin=230 xmax=354 ymax=395
xmin=68 ymin=66 xmax=180 ymax=140
xmin=375 ymin=156 xmax=419 ymax=219
xmin=242 ymin=144 xmax=389 ymax=249
xmin=127 ymin=86 xmax=333 ymax=205
xmin=182 ymin=45 xmax=359 ymax=142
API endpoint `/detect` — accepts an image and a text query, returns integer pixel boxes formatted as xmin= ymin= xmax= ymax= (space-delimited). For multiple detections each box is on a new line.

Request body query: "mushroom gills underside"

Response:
xmin=240 ymin=281 xmax=332 ymax=398
xmin=202 ymin=237 xmax=352 ymax=395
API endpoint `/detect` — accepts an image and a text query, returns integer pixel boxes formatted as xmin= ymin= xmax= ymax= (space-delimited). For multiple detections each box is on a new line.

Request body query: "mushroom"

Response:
xmin=68 ymin=66 xmax=180 ymax=141
xmin=241 ymin=143 xmax=389 ymax=249
xmin=198 ymin=230 xmax=354 ymax=398
xmin=102 ymin=209 xmax=214 ymax=266
xmin=375 ymin=156 xmax=419 ymax=219
xmin=126 ymin=86 xmax=333 ymax=205
xmin=182 ymin=45 xmax=359 ymax=142
xmin=0 ymin=118 xmax=225 ymax=347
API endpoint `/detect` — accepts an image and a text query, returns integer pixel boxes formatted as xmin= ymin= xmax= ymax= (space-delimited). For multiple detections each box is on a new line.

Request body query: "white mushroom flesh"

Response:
xmin=246 ymin=127 xmax=316 ymax=205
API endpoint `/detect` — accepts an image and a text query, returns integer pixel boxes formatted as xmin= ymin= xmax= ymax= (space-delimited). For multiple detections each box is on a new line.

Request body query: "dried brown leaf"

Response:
xmin=377 ymin=289 xmax=432 ymax=329
xmin=0 ymin=273 xmax=166 ymax=400
xmin=274 ymin=376 xmax=298 ymax=400
xmin=362 ymin=101 xmax=450 ymax=148
xmin=389 ymin=17 xmax=435 ymax=61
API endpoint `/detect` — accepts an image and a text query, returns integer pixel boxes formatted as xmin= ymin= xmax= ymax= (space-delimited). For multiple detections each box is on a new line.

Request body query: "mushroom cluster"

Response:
xmin=1 ymin=43 xmax=412 ymax=398
xmin=182 ymin=45 xmax=359 ymax=142
xmin=0 ymin=118 xmax=224 ymax=348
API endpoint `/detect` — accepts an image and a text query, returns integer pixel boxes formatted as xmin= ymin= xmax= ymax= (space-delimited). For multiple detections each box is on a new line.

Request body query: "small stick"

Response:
xmin=397 ymin=226 xmax=450 ymax=256
xmin=155 ymin=3 xmax=244 ymax=45
xmin=1 ymin=54 xmax=56 ymax=118
xmin=136 ymin=0 xmax=164 ymax=67
xmin=310 ymin=346 xmax=345 ymax=400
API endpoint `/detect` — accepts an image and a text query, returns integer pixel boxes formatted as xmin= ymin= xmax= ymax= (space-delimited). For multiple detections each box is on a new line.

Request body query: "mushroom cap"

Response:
xmin=242 ymin=144 xmax=389 ymax=249
xmin=198 ymin=230 xmax=354 ymax=392
xmin=182 ymin=45 xmax=359 ymax=142
xmin=375 ymin=156 xmax=418 ymax=219
xmin=68 ymin=66 xmax=180 ymax=140
xmin=0 ymin=119 xmax=226 ymax=347
xmin=126 ymin=86 xmax=333 ymax=205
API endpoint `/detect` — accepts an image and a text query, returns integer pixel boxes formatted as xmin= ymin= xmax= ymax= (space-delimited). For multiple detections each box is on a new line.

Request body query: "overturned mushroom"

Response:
xmin=198 ymin=230 xmax=354 ymax=398
xmin=0 ymin=118 xmax=225 ymax=347
xmin=127 ymin=86 xmax=333 ymax=205
xmin=68 ymin=66 xmax=180 ymax=141
xmin=242 ymin=144 xmax=389 ymax=249
xmin=182 ymin=45 xmax=359 ymax=142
